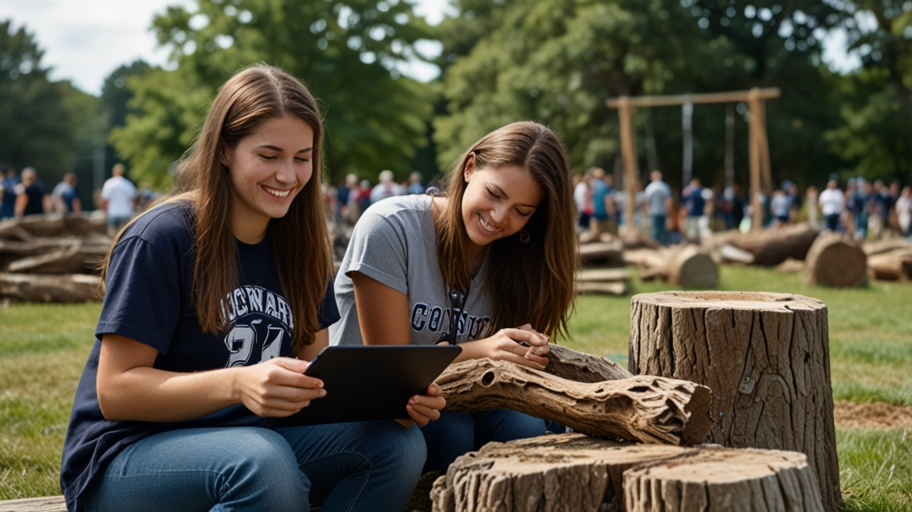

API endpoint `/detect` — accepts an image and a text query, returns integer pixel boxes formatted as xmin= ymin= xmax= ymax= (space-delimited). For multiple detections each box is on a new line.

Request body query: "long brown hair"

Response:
xmin=101 ymin=64 xmax=332 ymax=353
xmin=434 ymin=121 xmax=577 ymax=339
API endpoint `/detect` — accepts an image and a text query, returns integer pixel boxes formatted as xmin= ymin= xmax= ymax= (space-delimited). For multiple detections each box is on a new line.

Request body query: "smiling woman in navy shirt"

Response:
xmin=59 ymin=64 xmax=444 ymax=512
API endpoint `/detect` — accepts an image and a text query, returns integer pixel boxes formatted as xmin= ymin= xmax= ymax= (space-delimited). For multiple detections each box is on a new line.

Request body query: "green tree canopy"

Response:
xmin=111 ymin=0 xmax=436 ymax=188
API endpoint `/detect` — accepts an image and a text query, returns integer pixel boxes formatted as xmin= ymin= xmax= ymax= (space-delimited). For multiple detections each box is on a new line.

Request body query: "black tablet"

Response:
xmin=277 ymin=345 xmax=462 ymax=426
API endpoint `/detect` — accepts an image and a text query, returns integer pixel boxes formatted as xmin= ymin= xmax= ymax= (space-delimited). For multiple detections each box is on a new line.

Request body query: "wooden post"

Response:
xmin=618 ymin=97 xmax=639 ymax=235
xmin=748 ymin=88 xmax=764 ymax=231
xmin=628 ymin=291 xmax=841 ymax=511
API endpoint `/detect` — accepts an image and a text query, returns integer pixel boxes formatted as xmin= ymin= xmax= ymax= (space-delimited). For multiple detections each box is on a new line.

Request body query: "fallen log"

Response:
xmin=435 ymin=358 xmax=712 ymax=446
xmin=429 ymin=434 xmax=824 ymax=512
xmin=624 ymin=245 xmax=718 ymax=288
xmin=862 ymin=238 xmax=912 ymax=256
xmin=577 ymin=241 xmax=624 ymax=267
xmin=804 ymin=231 xmax=867 ymax=287
xmin=629 ymin=291 xmax=840 ymax=511
xmin=0 ymin=273 xmax=100 ymax=302
xmin=0 ymin=212 xmax=107 ymax=240
xmin=866 ymin=247 xmax=912 ymax=282
xmin=6 ymin=243 xmax=109 ymax=274
xmin=775 ymin=257 xmax=805 ymax=273
xmin=575 ymin=268 xmax=632 ymax=296
xmin=542 ymin=344 xmax=632 ymax=383
xmin=704 ymin=223 xmax=819 ymax=266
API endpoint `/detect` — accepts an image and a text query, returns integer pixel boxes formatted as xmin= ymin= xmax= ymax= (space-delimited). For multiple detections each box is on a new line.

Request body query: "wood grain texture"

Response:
xmin=804 ymin=232 xmax=867 ymax=287
xmin=628 ymin=291 xmax=840 ymax=511
xmin=436 ymin=358 xmax=711 ymax=446
xmin=0 ymin=496 xmax=66 ymax=512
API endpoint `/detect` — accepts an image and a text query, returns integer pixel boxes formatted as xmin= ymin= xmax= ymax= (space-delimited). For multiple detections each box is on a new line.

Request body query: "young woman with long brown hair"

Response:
xmin=330 ymin=121 xmax=577 ymax=472
xmin=60 ymin=64 xmax=444 ymax=512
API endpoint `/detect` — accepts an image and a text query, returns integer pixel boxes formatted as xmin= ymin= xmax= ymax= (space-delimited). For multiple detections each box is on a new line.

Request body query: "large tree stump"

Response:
xmin=804 ymin=232 xmax=867 ymax=287
xmin=436 ymin=358 xmax=712 ymax=445
xmin=629 ymin=291 xmax=840 ymax=511
xmin=429 ymin=434 xmax=823 ymax=512
xmin=624 ymin=446 xmax=824 ymax=511
xmin=623 ymin=245 xmax=718 ymax=288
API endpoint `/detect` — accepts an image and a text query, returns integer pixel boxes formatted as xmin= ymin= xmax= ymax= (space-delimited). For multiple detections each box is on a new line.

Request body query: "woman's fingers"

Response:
xmin=500 ymin=327 xmax=549 ymax=347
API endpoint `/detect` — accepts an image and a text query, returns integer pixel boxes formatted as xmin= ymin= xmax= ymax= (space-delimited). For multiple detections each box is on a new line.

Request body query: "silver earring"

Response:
xmin=519 ymin=229 xmax=530 ymax=243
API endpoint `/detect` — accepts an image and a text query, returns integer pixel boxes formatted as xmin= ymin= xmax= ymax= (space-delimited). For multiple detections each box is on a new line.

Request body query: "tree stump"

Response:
xmin=629 ymin=291 xmax=840 ymax=511
xmin=429 ymin=434 xmax=824 ymax=512
xmin=436 ymin=358 xmax=712 ymax=445
xmin=624 ymin=446 xmax=824 ymax=511
xmin=804 ymin=232 xmax=867 ymax=287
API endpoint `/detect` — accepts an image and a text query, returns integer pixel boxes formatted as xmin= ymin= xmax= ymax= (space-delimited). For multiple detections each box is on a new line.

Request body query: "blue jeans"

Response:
xmin=419 ymin=409 xmax=545 ymax=473
xmin=650 ymin=214 xmax=667 ymax=246
xmin=85 ymin=422 xmax=425 ymax=512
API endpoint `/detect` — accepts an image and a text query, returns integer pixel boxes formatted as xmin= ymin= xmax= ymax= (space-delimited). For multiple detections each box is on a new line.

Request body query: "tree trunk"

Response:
xmin=624 ymin=446 xmax=824 ymax=512
xmin=623 ymin=245 xmax=718 ymax=288
xmin=0 ymin=273 xmax=101 ymax=302
xmin=429 ymin=434 xmax=823 ymax=512
xmin=578 ymin=241 xmax=624 ymax=268
xmin=804 ymin=232 xmax=867 ymax=287
xmin=628 ymin=291 xmax=840 ymax=511
xmin=705 ymin=223 xmax=819 ymax=266
xmin=435 ymin=358 xmax=712 ymax=446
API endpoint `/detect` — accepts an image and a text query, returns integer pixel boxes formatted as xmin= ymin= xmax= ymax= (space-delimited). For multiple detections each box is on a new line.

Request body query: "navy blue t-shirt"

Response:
xmin=59 ymin=202 xmax=339 ymax=512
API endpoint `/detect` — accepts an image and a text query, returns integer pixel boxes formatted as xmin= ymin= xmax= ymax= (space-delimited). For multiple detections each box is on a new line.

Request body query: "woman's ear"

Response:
xmin=464 ymin=152 xmax=476 ymax=183
xmin=219 ymin=141 xmax=232 ymax=168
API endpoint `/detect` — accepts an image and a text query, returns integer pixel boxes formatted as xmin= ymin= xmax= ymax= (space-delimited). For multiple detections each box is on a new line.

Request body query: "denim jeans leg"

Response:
xmin=85 ymin=427 xmax=309 ymax=512
xmin=419 ymin=409 xmax=474 ymax=473
xmin=276 ymin=420 xmax=425 ymax=512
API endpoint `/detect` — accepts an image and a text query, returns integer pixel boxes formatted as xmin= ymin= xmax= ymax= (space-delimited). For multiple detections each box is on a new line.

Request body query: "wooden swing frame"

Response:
xmin=606 ymin=87 xmax=780 ymax=232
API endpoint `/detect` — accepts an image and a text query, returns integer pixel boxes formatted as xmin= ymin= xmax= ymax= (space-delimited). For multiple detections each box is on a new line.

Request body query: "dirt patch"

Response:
xmin=834 ymin=401 xmax=912 ymax=430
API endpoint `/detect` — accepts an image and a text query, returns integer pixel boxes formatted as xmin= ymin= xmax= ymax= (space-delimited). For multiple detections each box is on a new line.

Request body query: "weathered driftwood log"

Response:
xmin=429 ymin=434 xmax=823 ymax=512
xmin=866 ymin=247 xmax=912 ymax=282
xmin=575 ymin=268 xmax=631 ymax=296
xmin=577 ymin=241 xmax=624 ymax=268
xmin=624 ymin=446 xmax=824 ymax=512
xmin=436 ymin=359 xmax=712 ymax=446
xmin=0 ymin=273 xmax=100 ymax=302
xmin=804 ymin=231 xmax=867 ymax=287
xmin=542 ymin=344 xmax=633 ymax=383
xmin=624 ymin=245 xmax=718 ymax=288
xmin=0 ymin=212 xmax=107 ymax=240
xmin=629 ymin=291 xmax=840 ymax=511
xmin=705 ymin=223 xmax=819 ymax=266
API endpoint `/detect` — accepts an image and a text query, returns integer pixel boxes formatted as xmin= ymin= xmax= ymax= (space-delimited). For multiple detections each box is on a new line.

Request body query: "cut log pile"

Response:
xmin=0 ymin=214 xmax=109 ymax=302
xmin=863 ymin=238 xmax=912 ymax=282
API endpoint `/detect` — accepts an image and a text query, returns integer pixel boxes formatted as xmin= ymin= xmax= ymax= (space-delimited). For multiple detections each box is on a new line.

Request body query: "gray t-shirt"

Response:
xmin=644 ymin=180 xmax=672 ymax=215
xmin=329 ymin=194 xmax=492 ymax=346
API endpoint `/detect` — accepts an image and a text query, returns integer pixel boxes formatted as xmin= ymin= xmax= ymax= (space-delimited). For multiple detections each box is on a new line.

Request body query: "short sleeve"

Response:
xmin=95 ymin=236 xmax=182 ymax=354
xmin=342 ymin=209 xmax=410 ymax=295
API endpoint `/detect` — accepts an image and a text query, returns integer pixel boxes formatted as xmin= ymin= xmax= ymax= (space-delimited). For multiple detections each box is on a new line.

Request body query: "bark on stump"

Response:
xmin=436 ymin=358 xmax=712 ymax=445
xmin=429 ymin=434 xmax=824 ymax=512
xmin=804 ymin=232 xmax=867 ymax=287
xmin=629 ymin=291 xmax=840 ymax=511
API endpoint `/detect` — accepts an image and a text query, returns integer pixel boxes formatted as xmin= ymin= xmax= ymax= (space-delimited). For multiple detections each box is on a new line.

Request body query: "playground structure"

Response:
xmin=606 ymin=87 xmax=781 ymax=233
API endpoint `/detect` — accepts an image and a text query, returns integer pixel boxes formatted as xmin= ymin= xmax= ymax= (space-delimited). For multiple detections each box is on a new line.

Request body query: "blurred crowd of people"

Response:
xmin=322 ymin=169 xmax=431 ymax=232
xmin=571 ymin=167 xmax=912 ymax=246
xmin=0 ymin=162 xmax=162 ymax=236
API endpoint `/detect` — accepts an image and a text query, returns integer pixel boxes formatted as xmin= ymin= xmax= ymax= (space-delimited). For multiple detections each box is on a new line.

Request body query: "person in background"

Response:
xmin=370 ymin=170 xmax=402 ymax=204
xmin=587 ymin=168 xmax=613 ymax=239
xmin=681 ymin=178 xmax=705 ymax=243
xmin=699 ymin=185 xmax=715 ymax=236
xmin=0 ymin=165 xmax=20 ymax=219
xmin=896 ymin=186 xmax=912 ymax=238
xmin=888 ymin=181 xmax=902 ymax=233
xmin=818 ymin=179 xmax=845 ymax=232
xmin=870 ymin=179 xmax=891 ymax=239
xmin=721 ymin=183 xmax=745 ymax=231
xmin=643 ymin=170 xmax=672 ymax=245
xmin=849 ymin=178 xmax=870 ymax=240
xmin=51 ymin=172 xmax=82 ymax=214
xmin=573 ymin=170 xmax=591 ymax=235
xmin=770 ymin=189 xmax=791 ymax=227
xmin=14 ymin=167 xmax=50 ymax=217
xmin=101 ymin=164 xmax=138 ymax=236
xmin=784 ymin=181 xmax=801 ymax=222
xmin=355 ymin=179 xmax=372 ymax=220
xmin=805 ymin=185 xmax=819 ymax=228
xmin=331 ymin=121 xmax=577 ymax=474
xmin=406 ymin=171 xmax=426 ymax=195
xmin=337 ymin=173 xmax=357 ymax=226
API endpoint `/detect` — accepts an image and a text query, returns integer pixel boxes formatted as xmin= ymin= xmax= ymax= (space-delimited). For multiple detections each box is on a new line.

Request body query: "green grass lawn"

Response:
xmin=1 ymin=265 xmax=911 ymax=509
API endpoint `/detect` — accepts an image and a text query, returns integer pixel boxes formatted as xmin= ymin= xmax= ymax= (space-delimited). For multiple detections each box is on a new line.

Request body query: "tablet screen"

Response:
xmin=277 ymin=345 xmax=461 ymax=426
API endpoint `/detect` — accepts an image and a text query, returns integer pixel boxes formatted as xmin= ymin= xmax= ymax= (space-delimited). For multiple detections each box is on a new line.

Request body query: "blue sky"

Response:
xmin=0 ymin=0 xmax=856 ymax=97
